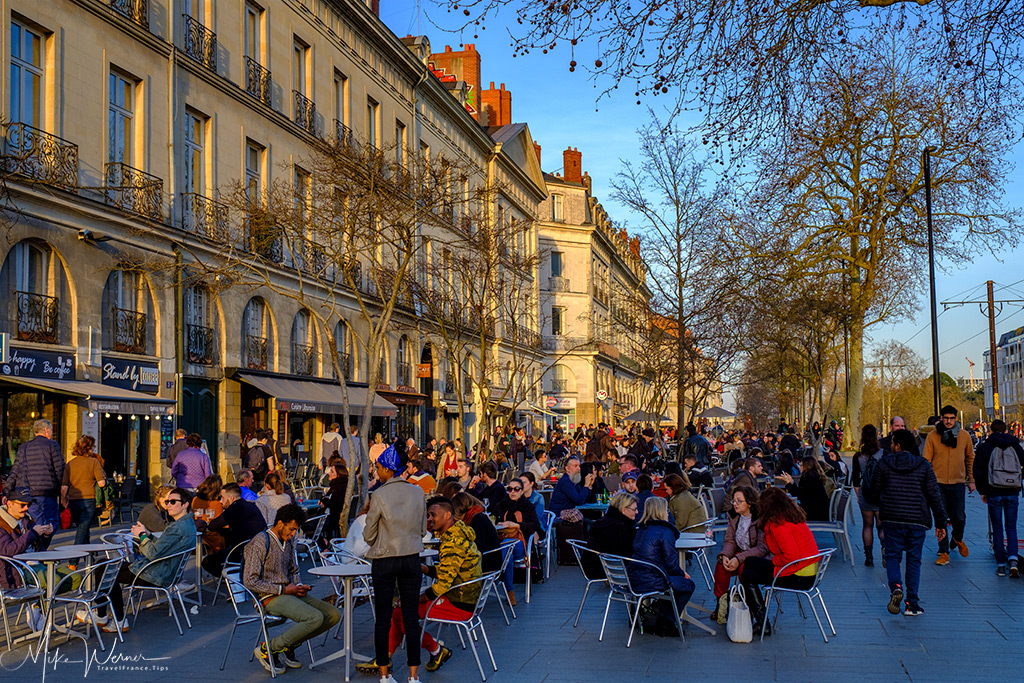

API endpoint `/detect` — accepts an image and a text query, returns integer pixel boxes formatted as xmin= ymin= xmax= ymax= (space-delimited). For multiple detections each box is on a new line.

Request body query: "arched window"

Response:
xmin=101 ymin=269 xmax=153 ymax=355
xmin=377 ymin=340 xmax=389 ymax=385
xmin=0 ymin=241 xmax=71 ymax=345
xmin=242 ymin=297 xmax=272 ymax=370
xmin=334 ymin=320 xmax=354 ymax=381
xmin=291 ymin=309 xmax=316 ymax=376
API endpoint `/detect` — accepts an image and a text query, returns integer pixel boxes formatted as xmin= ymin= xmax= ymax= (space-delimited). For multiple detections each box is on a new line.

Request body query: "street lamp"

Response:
xmin=923 ymin=145 xmax=940 ymax=418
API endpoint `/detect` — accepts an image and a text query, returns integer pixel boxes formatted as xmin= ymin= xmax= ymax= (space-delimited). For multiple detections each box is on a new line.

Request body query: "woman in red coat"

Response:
xmin=740 ymin=487 xmax=820 ymax=635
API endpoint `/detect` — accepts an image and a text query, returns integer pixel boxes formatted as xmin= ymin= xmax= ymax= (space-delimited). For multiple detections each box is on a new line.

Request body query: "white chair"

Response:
xmin=597 ymin=553 xmax=686 ymax=647
xmin=295 ymin=514 xmax=327 ymax=566
xmin=0 ymin=556 xmax=45 ymax=650
xmin=479 ymin=543 xmax=517 ymax=624
xmin=761 ymin=548 xmax=837 ymax=642
xmin=126 ymin=548 xmax=194 ymax=635
xmin=219 ymin=567 xmax=314 ymax=678
xmin=807 ymin=489 xmax=854 ymax=566
xmin=566 ymin=539 xmax=607 ymax=628
xmin=423 ymin=573 xmax=499 ymax=682
xmin=211 ymin=540 xmax=251 ymax=606
xmin=41 ymin=554 xmax=125 ymax=654
xmin=540 ymin=511 xmax=557 ymax=580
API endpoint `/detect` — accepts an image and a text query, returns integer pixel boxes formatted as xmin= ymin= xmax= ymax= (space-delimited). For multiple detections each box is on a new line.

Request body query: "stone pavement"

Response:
xmin=3 ymin=493 xmax=1022 ymax=682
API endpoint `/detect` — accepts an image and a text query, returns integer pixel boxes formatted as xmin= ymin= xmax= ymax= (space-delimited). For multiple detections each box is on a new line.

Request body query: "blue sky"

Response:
xmin=381 ymin=2 xmax=1024 ymax=401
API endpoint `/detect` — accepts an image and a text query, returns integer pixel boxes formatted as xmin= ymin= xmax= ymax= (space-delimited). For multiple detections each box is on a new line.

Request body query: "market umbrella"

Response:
xmin=697 ymin=406 xmax=736 ymax=419
xmin=624 ymin=409 xmax=673 ymax=423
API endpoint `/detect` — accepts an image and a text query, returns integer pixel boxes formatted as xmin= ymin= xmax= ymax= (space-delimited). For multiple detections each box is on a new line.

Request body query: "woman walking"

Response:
xmin=853 ymin=424 xmax=885 ymax=567
xmin=61 ymin=436 xmax=107 ymax=544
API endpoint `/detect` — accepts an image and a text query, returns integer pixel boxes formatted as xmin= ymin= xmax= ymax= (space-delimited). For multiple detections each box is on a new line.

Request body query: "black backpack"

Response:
xmin=860 ymin=453 xmax=879 ymax=490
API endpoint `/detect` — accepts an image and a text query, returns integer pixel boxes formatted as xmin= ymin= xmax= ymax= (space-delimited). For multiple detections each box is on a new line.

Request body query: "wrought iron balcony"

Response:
xmin=187 ymin=323 xmax=215 ymax=365
xmin=293 ymin=343 xmax=317 ymax=376
xmin=1 ymin=123 xmax=79 ymax=190
xmin=112 ymin=306 xmax=147 ymax=354
xmin=334 ymin=120 xmax=355 ymax=150
xmin=341 ymin=259 xmax=363 ymax=291
xmin=301 ymin=243 xmax=327 ymax=276
xmin=510 ymin=324 xmax=541 ymax=349
xmin=294 ymin=91 xmax=317 ymax=135
xmin=245 ymin=335 xmax=268 ymax=370
xmin=181 ymin=193 xmax=229 ymax=241
xmin=245 ymin=56 xmax=272 ymax=106
xmin=104 ymin=162 xmax=163 ymax=220
xmin=15 ymin=290 xmax=59 ymax=344
xmin=182 ymin=14 xmax=217 ymax=71
xmin=542 ymin=336 xmax=590 ymax=351
xmin=551 ymin=379 xmax=569 ymax=392
xmin=110 ymin=0 xmax=149 ymax=29
xmin=246 ymin=212 xmax=282 ymax=262
xmin=548 ymin=276 xmax=570 ymax=292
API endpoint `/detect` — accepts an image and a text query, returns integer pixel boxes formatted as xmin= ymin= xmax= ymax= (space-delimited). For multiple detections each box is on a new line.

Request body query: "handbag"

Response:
xmin=716 ymin=592 xmax=730 ymax=625
xmin=60 ymin=505 xmax=72 ymax=530
xmin=726 ymin=584 xmax=753 ymax=643
xmin=559 ymin=508 xmax=584 ymax=524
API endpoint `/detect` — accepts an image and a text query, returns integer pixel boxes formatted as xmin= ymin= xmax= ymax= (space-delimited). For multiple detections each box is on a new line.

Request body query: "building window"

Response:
xmin=183 ymin=109 xmax=206 ymax=195
xmin=293 ymin=166 xmax=310 ymax=222
xmin=242 ymin=298 xmax=271 ymax=370
xmin=551 ymin=306 xmax=564 ymax=336
xmin=397 ymin=335 xmax=411 ymax=386
xmin=292 ymin=38 xmax=309 ymax=95
xmin=395 ymin=121 xmax=406 ymax=166
xmin=366 ymin=97 xmax=379 ymax=147
xmin=245 ymin=140 xmax=263 ymax=199
xmin=291 ymin=309 xmax=316 ymax=376
xmin=551 ymin=251 xmax=563 ymax=278
xmin=10 ymin=21 xmax=45 ymax=128
xmin=551 ymin=194 xmax=563 ymax=222
xmin=334 ymin=70 xmax=349 ymax=127
xmin=185 ymin=285 xmax=215 ymax=365
xmin=108 ymin=71 xmax=134 ymax=165
xmin=103 ymin=269 xmax=148 ymax=355
xmin=244 ymin=2 xmax=262 ymax=61
xmin=334 ymin=320 xmax=354 ymax=380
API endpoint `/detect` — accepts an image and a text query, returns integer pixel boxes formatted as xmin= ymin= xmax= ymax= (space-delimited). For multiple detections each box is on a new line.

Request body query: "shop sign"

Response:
xmin=276 ymin=401 xmax=321 ymax=413
xmin=596 ymin=390 xmax=608 ymax=401
xmin=2 ymin=346 xmax=76 ymax=380
xmin=101 ymin=356 xmax=160 ymax=393
xmin=544 ymin=396 xmax=558 ymax=408
xmin=396 ymin=384 xmax=418 ymax=393
xmin=416 ymin=363 xmax=432 ymax=378
xmin=544 ymin=396 xmax=576 ymax=409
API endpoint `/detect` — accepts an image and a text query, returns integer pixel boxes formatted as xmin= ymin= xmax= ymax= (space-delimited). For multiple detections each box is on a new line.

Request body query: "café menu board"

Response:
xmin=1 ymin=347 xmax=76 ymax=380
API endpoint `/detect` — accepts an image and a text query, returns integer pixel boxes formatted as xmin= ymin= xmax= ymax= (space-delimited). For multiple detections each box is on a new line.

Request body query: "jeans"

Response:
xmin=69 ymin=498 xmax=97 ymax=545
xmin=27 ymin=496 xmax=59 ymax=549
xmin=264 ymin=594 xmax=341 ymax=652
xmin=882 ymin=522 xmax=926 ymax=605
xmin=986 ymin=495 xmax=1020 ymax=565
xmin=936 ymin=483 xmax=966 ymax=553
xmin=371 ymin=555 xmax=423 ymax=668
xmin=501 ymin=539 xmax=526 ymax=591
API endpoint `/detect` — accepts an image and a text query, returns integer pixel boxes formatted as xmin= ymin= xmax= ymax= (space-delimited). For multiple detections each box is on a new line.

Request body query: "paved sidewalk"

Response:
xmin=2 ymin=493 xmax=1021 ymax=682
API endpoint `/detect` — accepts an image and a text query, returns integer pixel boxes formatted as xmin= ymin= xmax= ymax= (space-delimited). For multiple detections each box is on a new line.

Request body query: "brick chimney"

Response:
xmin=370 ymin=0 xmax=380 ymax=15
xmin=429 ymin=44 xmax=482 ymax=121
xmin=480 ymin=82 xmax=512 ymax=127
xmin=533 ymin=141 xmax=542 ymax=167
xmin=563 ymin=147 xmax=582 ymax=184
xmin=581 ymin=170 xmax=592 ymax=192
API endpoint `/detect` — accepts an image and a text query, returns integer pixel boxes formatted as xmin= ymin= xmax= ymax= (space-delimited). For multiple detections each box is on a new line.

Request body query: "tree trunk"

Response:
xmin=844 ymin=316 xmax=865 ymax=451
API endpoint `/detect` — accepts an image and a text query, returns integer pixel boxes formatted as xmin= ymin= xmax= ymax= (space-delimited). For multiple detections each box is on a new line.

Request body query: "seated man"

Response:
xmin=244 ymin=504 xmax=341 ymax=673
xmin=361 ymin=498 xmax=481 ymax=676
xmin=683 ymin=453 xmax=715 ymax=490
xmin=94 ymin=487 xmax=197 ymax=632
xmin=403 ymin=457 xmax=438 ymax=496
xmin=203 ymin=483 xmax=267 ymax=576
xmin=619 ymin=471 xmax=639 ymax=495
xmin=236 ymin=468 xmax=259 ymax=502
xmin=549 ymin=456 xmax=596 ymax=516
xmin=527 ymin=450 xmax=556 ymax=482
xmin=455 ymin=459 xmax=474 ymax=490
xmin=469 ymin=462 xmax=506 ymax=513
xmin=0 ymin=487 xmax=53 ymax=631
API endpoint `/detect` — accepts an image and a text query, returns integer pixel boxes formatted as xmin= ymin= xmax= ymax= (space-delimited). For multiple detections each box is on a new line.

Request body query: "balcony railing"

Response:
xmin=341 ymin=259 xmax=363 ymax=290
xmin=548 ymin=276 xmax=570 ymax=292
xmin=245 ymin=335 xmax=268 ymax=370
xmin=112 ymin=306 xmax=147 ymax=354
xmin=182 ymin=14 xmax=217 ymax=71
xmin=181 ymin=193 xmax=229 ymax=241
xmin=294 ymin=91 xmax=317 ymax=135
xmin=551 ymin=379 xmax=569 ymax=392
xmin=543 ymin=336 xmax=590 ymax=352
xmin=110 ymin=0 xmax=149 ymax=29
xmin=246 ymin=212 xmax=282 ymax=262
xmin=334 ymin=120 xmax=355 ymax=150
xmin=15 ymin=290 xmax=59 ymax=344
xmin=509 ymin=323 xmax=541 ymax=348
xmin=293 ymin=343 xmax=316 ymax=376
xmin=245 ymin=56 xmax=272 ymax=106
xmin=1 ymin=123 xmax=79 ymax=190
xmin=104 ymin=162 xmax=163 ymax=220
xmin=301 ymin=243 xmax=327 ymax=276
xmin=187 ymin=323 xmax=215 ymax=365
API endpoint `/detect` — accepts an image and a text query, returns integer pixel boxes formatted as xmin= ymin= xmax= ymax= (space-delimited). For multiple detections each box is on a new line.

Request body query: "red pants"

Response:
xmin=388 ymin=597 xmax=472 ymax=654
xmin=713 ymin=561 xmax=742 ymax=599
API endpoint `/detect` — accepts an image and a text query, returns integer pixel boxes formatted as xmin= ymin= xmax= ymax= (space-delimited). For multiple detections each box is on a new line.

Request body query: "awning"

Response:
xmin=235 ymin=373 xmax=396 ymax=417
xmin=0 ymin=375 xmax=175 ymax=415
xmin=378 ymin=389 xmax=428 ymax=407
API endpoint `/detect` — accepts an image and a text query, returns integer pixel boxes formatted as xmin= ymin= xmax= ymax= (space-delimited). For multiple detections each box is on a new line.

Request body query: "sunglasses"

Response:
xmin=506 ymin=486 xmax=522 ymax=492
xmin=166 ymin=498 xmax=184 ymax=505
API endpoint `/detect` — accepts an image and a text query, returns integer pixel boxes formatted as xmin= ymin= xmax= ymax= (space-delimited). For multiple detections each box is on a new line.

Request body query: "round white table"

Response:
xmin=307 ymin=564 xmax=372 ymax=681
xmin=60 ymin=543 xmax=122 ymax=590
xmin=14 ymin=549 xmax=88 ymax=599
xmin=672 ymin=536 xmax=719 ymax=637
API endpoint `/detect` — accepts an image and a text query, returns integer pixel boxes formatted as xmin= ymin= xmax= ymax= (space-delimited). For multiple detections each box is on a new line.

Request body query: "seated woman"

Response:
xmin=257 ymin=471 xmax=293 ymax=525
xmin=137 ymin=485 xmax=173 ymax=532
xmin=584 ymin=491 xmax=638 ymax=578
xmin=193 ymin=475 xmax=225 ymax=555
xmin=776 ymin=456 xmax=830 ymax=522
xmin=319 ymin=455 xmax=350 ymax=542
xmin=740 ymin=487 xmax=821 ymax=636
xmin=452 ymin=492 xmax=501 ymax=575
xmin=94 ymin=487 xmax=198 ymax=632
xmin=665 ymin=473 xmax=707 ymax=533
xmin=492 ymin=477 xmax=541 ymax=605
xmin=519 ymin=472 xmax=546 ymax=523
xmin=712 ymin=485 xmax=768 ymax=617
xmin=629 ymin=497 xmax=695 ymax=636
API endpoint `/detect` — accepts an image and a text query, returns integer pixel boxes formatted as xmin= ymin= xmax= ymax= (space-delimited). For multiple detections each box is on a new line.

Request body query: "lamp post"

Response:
xmin=923 ymin=146 xmax=940 ymax=417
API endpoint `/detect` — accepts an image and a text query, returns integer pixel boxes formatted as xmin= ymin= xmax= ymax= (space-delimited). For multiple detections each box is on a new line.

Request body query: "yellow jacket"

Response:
xmin=923 ymin=428 xmax=975 ymax=485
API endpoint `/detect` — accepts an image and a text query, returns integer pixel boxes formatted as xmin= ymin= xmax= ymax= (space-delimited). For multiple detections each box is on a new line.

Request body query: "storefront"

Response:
xmin=378 ymin=385 xmax=427 ymax=444
xmin=543 ymin=396 xmax=577 ymax=433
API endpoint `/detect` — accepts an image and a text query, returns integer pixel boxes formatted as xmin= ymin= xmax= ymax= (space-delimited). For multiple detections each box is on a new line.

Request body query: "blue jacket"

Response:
xmin=131 ymin=514 xmax=197 ymax=586
xmin=7 ymin=436 xmax=65 ymax=497
xmin=629 ymin=519 xmax=684 ymax=593
xmin=549 ymin=474 xmax=590 ymax=515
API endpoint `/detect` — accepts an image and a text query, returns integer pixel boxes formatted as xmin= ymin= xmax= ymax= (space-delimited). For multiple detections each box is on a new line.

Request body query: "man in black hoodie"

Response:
xmin=864 ymin=429 xmax=946 ymax=617
xmin=972 ymin=419 xmax=1024 ymax=577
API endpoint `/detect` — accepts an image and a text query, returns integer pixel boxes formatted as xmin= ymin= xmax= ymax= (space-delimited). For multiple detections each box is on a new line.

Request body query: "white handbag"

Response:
xmin=726 ymin=584 xmax=753 ymax=643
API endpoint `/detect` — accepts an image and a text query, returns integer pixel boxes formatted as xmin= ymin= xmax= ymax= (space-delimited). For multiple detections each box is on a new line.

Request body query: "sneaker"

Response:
xmin=997 ymin=565 xmax=1007 ymax=577
xmin=379 ymin=676 xmax=399 ymax=683
xmin=75 ymin=609 xmax=109 ymax=626
xmin=507 ymin=590 xmax=517 ymax=606
xmin=27 ymin=606 xmax=46 ymax=633
xmin=101 ymin=618 xmax=129 ymax=634
xmin=953 ymin=539 xmax=969 ymax=557
xmin=1010 ymin=559 xmax=1020 ymax=578
xmin=425 ymin=645 xmax=452 ymax=672
xmin=356 ymin=659 xmax=392 ymax=676
xmin=254 ymin=643 xmax=285 ymax=675
xmin=279 ymin=648 xmax=302 ymax=669
xmin=887 ymin=586 xmax=904 ymax=615
xmin=904 ymin=602 xmax=924 ymax=616
xmin=935 ymin=553 xmax=950 ymax=566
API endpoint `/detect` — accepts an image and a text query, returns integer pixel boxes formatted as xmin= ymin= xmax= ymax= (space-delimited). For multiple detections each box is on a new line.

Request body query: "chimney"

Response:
xmin=429 ymin=44 xmax=482 ymax=121
xmin=581 ymin=171 xmax=592 ymax=192
xmin=481 ymin=82 xmax=512 ymax=126
xmin=370 ymin=0 xmax=380 ymax=15
xmin=563 ymin=147 xmax=582 ymax=184
xmin=533 ymin=141 xmax=542 ymax=167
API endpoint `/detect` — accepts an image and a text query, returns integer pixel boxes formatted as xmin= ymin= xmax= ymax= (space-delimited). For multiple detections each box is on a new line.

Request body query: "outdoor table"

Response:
xmin=675 ymin=534 xmax=716 ymax=591
xmin=576 ymin=502 xmax=608 ymax=519
xmin=420 ymin=548 xmax=438 ymax=565
xmin=297 ymin=499 xmax=321 ymax=511
xmin=15 ymin=548 xmax=90 ymax=642
xmin=59 ymin=543 xmax=122 ymax=590
xmin=308 ymin=564 xmax=373 ymax=681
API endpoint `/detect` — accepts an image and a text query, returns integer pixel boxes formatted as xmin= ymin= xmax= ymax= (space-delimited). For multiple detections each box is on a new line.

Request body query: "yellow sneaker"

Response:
xmin=935 ymin=552 xmax=950 ymax=566
xmin=953 ymin=539 xmax=969 ymax=557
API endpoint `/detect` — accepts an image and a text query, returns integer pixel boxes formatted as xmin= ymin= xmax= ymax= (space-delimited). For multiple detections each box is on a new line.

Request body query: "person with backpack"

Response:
xmin=972 ymin=419 xmax=1024 ymax=577
xmin=246 ymin=429 xmax=275 ymax=487
xmin=853 ymin=424 xmax=885 ymax=567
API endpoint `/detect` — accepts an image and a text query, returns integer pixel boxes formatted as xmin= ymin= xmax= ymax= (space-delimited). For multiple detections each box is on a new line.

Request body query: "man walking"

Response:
xmin=972 ymin=419 xmax=1024 ymax=577
xmin=683 ymin=424 xmax=711 ymax=468
xmin=879 ymin=416 xmax=906 ymax=453
xmin=923 ymin=404 xmax=975 ymax=565
xmin=5 ymin=419 xmax=64 ymax=549
xmin=864 ymin=429 xmax=946 ymax=616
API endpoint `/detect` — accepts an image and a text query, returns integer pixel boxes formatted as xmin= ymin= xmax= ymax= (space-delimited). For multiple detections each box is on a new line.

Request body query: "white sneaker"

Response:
xmin=75 ymin=609 xmax=109 ymax=626
xmin=380 ymin=676 xmax=399 ymax=683
xmin=101 ymin=618 xmax=130 ymax=634
xmin=27 ymin=607 xmax=46 ymax=632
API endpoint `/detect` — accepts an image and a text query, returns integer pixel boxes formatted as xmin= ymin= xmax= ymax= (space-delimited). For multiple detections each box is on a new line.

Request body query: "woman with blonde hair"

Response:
xmin=629 ymin=497 xmax=695 ymax=635
xmin=137 ymin=485 xmax=174 ymax=532
xmin=368 ymin=433 xmax=387 ymax=464
xmin=256 ymin=471 xmax=292 ymax=525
